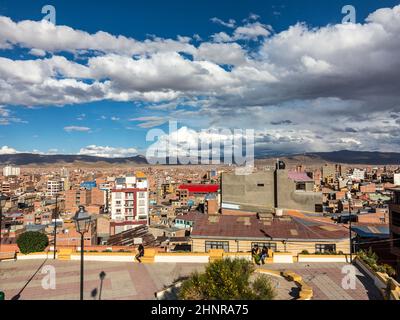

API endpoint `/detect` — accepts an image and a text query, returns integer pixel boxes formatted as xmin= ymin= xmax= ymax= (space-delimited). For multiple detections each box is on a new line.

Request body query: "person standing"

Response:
xmin=251 ymin=244 xmax=261 ymax=265
xmin=260 ymin=245 xmax=269 ymax=265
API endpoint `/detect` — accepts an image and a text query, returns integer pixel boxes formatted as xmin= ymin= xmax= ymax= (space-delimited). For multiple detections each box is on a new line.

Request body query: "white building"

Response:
xmin=111 ymin=172 xmax=149 ymax=232
xmin=351 ymin=168 xmax=365 ymax=181
xmin=46 ymin=179 xmax=63 ymax=197
xmin=3 ymin=165 xmax=20 ymax=177
xmin=394 ymin=173 xmax=400 ymax=186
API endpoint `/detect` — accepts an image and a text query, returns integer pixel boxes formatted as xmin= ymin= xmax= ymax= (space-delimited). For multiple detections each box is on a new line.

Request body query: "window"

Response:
xmin=392 ymin=211 xmax=400 ymax=227
xmin=138 ymin=192 xmax=145 ymax=199
xmin=315 ymin=244 xmax=336 ymax=254
xmin=393 ymin=233 xmax=400 ymax=250
xmin=296 ymin=182 xmax=306 ymax=191
xmin=139 ymin=200 xmax=145 ymax=206
xmin=205 ymin=241 xmax=229 ymax=252
xmin=115 ymin=192 xmax=122 ymax=200
xmin=257 ymin=183 xmax=265 ymax=187
xmin=251 ymin=242 xmax=277 ymax=252
xmin=116 ymin=201 xmax=121 ymax=206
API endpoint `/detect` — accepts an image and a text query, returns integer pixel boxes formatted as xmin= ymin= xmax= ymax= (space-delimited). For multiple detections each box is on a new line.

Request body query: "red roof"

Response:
xmin=178 ymin=184 xmax=219 ymax=193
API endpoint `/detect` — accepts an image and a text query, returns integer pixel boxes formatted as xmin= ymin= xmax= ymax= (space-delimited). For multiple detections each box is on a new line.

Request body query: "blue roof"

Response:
xmin=351 ymin=225 xmax=389 ymax=239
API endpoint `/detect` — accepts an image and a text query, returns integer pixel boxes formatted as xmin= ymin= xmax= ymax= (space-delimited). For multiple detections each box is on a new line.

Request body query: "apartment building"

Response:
xmin=46 ymin=179 xmax=63 ymax=197
xmin=110 ymin=172 xmax=149 ymax=233
xmin=389 ymin=188 xmax=400 ymax=278
xmin=2 ymin=165 xmax=20 ymax=177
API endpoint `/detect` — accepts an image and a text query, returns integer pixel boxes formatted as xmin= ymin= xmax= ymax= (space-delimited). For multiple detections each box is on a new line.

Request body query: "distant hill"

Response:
xmin=0 ymin=153 xmax=148 ymax=166
xmin=1 ymin=150 xmax=400 ymax=166
xmin=256 ymin=150 xmax=400 ymax=166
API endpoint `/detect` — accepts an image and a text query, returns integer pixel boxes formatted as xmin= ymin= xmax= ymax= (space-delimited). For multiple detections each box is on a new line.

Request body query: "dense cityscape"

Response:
xmin=1 ymin=0 xmax=400 ymax=310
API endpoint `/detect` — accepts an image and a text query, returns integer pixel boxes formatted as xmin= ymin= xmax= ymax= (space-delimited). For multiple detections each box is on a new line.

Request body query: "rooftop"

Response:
xmin=188 ymin=214 xmax=349 ymax=241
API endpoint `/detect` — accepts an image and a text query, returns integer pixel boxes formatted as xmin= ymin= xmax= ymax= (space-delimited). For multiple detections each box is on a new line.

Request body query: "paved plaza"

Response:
xmin=261 ymin=262 xmax=382 ymax=300
xmin=0 ymin=259 xmax=382 ymax=300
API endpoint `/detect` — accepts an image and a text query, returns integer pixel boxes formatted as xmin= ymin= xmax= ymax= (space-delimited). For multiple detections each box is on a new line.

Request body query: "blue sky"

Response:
xmin=0 ymin=0 xmax=400 ymax=157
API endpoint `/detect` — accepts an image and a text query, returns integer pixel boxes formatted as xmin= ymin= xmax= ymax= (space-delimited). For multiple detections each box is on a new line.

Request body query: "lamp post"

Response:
xmin=53 ymin=194 xmax=59 ymax=260
xmin=347 ymin=181 xmax=353 ymax=263
xmin=73 ymin=205 xmax=92 ymax=301
xmin=0 ymin=194 xmax=9 ymax=252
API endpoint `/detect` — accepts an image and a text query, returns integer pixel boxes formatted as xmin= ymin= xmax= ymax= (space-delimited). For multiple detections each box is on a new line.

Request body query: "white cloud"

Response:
xmin=233 ymin=22 xmax=272 ymax=40
xmin=0 ymin=6 xmax=400 ymax=153
xmin=130 ymin=116 xmax=167 ymax=128
xmin=210 ymin=17 xmax=236 ymax=28
xmin=79 ymin=145 xmax=138 ymax=158
xmin=0 ymin=145 xmax=18 ymax=154
xmin=64 ymin=126 xmax=91 ymax=132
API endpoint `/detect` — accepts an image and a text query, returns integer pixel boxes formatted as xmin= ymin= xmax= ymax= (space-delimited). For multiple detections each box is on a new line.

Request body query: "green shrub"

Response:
xmin=179 ymin=258 xmax=276 ymax=300
xmin=300 ymin=250 xmax=309 ymax=255
xmin=17 ymin=231 xmax=49 ymax=254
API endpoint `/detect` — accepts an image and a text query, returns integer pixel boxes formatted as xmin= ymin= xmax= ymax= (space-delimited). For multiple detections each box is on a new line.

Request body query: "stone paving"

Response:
xmin=0 ymin=259 xmax=382 ymax=300
xmin=0 ymin=259 xmax=206 ymax=300
xmin=261 ymin=262 xmax=382 ymax=300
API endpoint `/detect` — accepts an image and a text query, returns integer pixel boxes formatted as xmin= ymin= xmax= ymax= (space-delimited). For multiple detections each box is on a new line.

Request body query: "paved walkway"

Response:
xmin=261 ymin=262 xmax=382 ymax=300
xmin=0 ymin=260 xmax=382 ymax=300
xmin=0 ymin=259 xmax=205 ymax=300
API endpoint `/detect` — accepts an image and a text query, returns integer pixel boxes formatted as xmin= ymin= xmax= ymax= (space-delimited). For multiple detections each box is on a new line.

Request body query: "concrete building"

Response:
xmin=2 ymin=165 xmax=20 ymax=177
xmin=351 ymin=168 xmax=366 ymax=181
xmin=394 ymin=173 xmax=400 ymax=186
xmin=110 ymin=172 xmax=149 ymax=233
xmin=389 ymin=188 xmax=400 ymax=278
xmin=180 ymin=212 xmax=350 ymax=254
xmin=46 ymin=179 xmax=63 ymax=197
xmin=221 ymin=167 xmax=323 ymax=213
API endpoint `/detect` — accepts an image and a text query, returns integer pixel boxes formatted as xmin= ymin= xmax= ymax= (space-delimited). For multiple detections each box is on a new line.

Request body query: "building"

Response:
xmin=394 ymin=173 xmax=400 ymax=186
xmin=389 ymin=188 xmax=400 ymax=278
xmin=181 ymin=212 xmax=351 ymax=254
xmin=110 ymin=173 xmax=149 ymax=233
xmin=351 ymin=168 xmax=366 ymax=181
xmin=221 ymin=166 xmax=323 ymax=214
xmin=2 ymin=165 xmax=20 ymax=177
xmin=46 ymin=179 xmax=63 ymax=197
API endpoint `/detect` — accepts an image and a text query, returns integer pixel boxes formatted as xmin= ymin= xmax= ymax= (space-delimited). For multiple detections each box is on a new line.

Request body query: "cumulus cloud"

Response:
xmin=0 ymin=145 xmax=18 ymax=154
xmin=1 ymin=5 xmax=400 ymax=153
xmin=79 ymin=145 xmax=138 ymax=158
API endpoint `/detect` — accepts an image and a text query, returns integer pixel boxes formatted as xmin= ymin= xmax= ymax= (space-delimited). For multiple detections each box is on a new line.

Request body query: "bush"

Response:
xmin=300 ymin=250 xmax=310 ymax=255
xmin=17 ymin=231 xmax=49 ymax=254
xmin=179 ymin=258 xmax=276 ymax=300
xmin=358 ymin=248 xmax=397 ymax=278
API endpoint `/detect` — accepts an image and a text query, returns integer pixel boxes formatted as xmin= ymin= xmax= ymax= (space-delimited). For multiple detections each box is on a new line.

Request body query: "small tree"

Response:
xmin=17 ymin=231 xmax=49 ymax=254
xmin=179 ymin=258 xmax=276 ymax=300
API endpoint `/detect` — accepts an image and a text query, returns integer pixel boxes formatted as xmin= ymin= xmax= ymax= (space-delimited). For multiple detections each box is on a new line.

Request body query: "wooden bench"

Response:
xmin=0 ymin=251 xmax=17 ymax=261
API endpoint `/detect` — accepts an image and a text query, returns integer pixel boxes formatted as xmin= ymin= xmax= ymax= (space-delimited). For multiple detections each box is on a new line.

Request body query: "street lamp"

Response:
xmin=346 ymin=181 xmax=353 ymax=263
xmin=73 ymin=205 xmax=92 ymax=301
xmin=0 ymin=194 xmax=9 ymax=252
xmin=53 ymin=194 xmax=59 ymax=260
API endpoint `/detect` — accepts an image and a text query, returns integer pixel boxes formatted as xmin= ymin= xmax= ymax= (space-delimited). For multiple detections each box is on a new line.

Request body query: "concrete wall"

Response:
xmin=276 ymin=170 xmax=323 ymax=212
xmin=192 ymin=238 xmax=350 ymax=255
xmin=222 ymin=171 xmax=275 ymax=210
xmin=222 ymin=170 xmax=323 ymax=213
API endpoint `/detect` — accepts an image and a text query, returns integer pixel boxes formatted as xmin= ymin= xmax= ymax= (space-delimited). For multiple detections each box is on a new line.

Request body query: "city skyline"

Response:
xmin=0 ymin=0 xmax=400 ymax=158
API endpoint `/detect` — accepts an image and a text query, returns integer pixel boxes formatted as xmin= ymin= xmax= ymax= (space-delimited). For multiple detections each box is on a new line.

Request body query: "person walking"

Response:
xmin=135 ymin=244 xmax=145 ymax=263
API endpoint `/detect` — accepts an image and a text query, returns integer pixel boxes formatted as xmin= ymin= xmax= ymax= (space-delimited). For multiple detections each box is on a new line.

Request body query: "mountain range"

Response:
xmin=0 ymin=150 xmax=400 ymax=166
